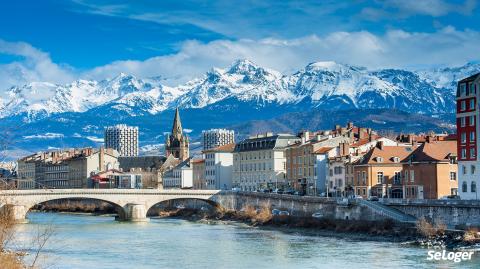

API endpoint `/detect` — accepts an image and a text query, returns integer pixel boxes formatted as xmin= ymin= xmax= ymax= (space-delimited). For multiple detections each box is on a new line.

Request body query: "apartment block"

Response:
xmin=202 ymin=129 xmax=235 ymax=150
xmin=203 ymin=143 xmax=235 ymax=190
xmin=353 ymin=139 xmax=457 ymax=199
xmin=104 ymin=124 xmax=139 ymax=157
xmin=233 ymin=133 xmax=300 ymax=191
xmin=457 ymin=73 xmax=480 ymax=200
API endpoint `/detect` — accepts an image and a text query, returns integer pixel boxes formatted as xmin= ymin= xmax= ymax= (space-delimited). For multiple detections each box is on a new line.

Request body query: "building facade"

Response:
xmin=285 ymin=132 xmax=350 ymax=195
xmin=233 ymin=133 xmax=300 ymax=191
xmin=17 ymin=148 xmax=119 ymax=189
xmin=192 ymin=159 xmax=206 ymax=189
xmin=104 ymin=124 xmax=139 ymax=157
xmin=203 ymin=143 xmax=235 ymax=190
xmin=165 ymin=108 xmax=189 ymax=161
xmin=457 ymin=74 xmax=480 ymax=199
xmin=202 ymin=129 xmax=235 ymax=150
xmin=162 ymin=159 xmax=193 ymax=189
xmin=353 ymin=139 xmax=458 ymax=199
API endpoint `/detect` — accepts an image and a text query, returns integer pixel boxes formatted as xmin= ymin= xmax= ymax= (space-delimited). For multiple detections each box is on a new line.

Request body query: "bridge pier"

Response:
xmin=0 ymin=204 xmax=28 ymax=224
xmin=121 ymin=203 xmax=148 ymax=222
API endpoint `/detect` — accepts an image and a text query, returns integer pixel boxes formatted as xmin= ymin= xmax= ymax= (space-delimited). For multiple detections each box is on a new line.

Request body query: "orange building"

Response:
xmin=353 ymin=139 xmax=457 ymax=199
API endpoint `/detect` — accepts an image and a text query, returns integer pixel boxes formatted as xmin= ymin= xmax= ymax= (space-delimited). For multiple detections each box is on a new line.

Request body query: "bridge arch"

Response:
xmin=146 ymin=197 xmax=220 ymax=216
xmin=27 ymin=197 xmax=127 ymax=220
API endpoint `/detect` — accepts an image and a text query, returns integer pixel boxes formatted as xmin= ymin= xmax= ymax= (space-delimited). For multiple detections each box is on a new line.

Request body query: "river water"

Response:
xmin=9 ymin=212 xmax=480 ymax=269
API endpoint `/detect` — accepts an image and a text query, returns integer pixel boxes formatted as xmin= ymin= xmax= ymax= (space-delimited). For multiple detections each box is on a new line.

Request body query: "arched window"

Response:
xmin=472 ymin=181 xmax=477 ymax=193
xmin=462 ymin=181 xmax=468 ymax=192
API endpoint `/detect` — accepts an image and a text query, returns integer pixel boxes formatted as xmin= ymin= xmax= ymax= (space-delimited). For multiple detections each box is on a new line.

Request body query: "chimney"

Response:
xmin=347 ymin=122 xmax=354 ymax=129
xmin=335 ymin=124 xmax=341 ymax=131
xmin=339 ymin=142 xmax=350 ymax=156
xmin=376 ymin=141 xmax=384 ymax=150
xmin=99 ymin=147 xmax=105 ymax=172
xmin=304 ymin=131 xmax=310 ymax=141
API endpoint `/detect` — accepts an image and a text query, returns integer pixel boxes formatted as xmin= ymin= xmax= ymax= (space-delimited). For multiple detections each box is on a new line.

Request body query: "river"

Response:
xmin=8 ymin=212 xmax=480 ymax=269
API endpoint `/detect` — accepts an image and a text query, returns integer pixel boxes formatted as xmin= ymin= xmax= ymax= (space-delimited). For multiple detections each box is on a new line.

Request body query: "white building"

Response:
xmin=233 ymin=133 xmax=300 ymax=191
xmin=104 ymin=124 xmax=139 ymax=157
xmin=163 ymin=159 xmax=193 ymax=189
xmin=202 ymin=129 xmax=235 ymax=151
xmin=457 ymin=74 xmax=480 ymax=199
xmin=203 ymin=143 xmax=235 ymax=190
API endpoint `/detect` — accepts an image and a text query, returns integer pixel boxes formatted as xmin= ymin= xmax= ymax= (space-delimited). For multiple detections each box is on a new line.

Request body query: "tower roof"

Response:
xmin=171 ymin=107 xmax=183 ymax=137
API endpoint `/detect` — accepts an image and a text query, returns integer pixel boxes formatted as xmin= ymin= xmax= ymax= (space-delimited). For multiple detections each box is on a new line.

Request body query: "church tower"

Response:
xmin=165 ymin=108 xmax=189 ymax=161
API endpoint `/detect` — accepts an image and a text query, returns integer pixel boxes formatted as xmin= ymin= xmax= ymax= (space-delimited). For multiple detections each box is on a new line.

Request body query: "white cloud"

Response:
xmin=384 ymin=0 xmax=476 ymax=17
xmin=86 ymin=136 xmax=104 ymax=142
xmin=23 ymin=133 xmax=64 ymax=139
xmin=0 ymin=39 xmax=75 ymax=90
xmin=84 ymin=27 xmax=480 ymax=84
xmin=1 ymin=27 xmax=480 ymax=90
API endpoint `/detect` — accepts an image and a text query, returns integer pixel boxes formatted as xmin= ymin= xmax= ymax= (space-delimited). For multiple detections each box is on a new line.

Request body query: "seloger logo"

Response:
xmin=427 ymin=250 xmax=474 ymax=263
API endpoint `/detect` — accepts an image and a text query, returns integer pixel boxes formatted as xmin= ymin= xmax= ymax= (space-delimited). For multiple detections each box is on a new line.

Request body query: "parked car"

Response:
xmin=272 ymin=189 xmax=284 ymax=194
xmin=312 ymin=212 xmax=324 ymax=218
xmin=279 ymin=210 xmax=290 ymax=216
xmin=354 ymin=195 xmax=364 ymax=199
xmin=231 ymin=187 xmax=241 ymax=191
xmin=271 ymin=209 xmax=281 ymax=216
xmin=368 ymin=196 xmax=379 ymax=201
xmin=294 ymin=191 xmax=305 ymax=196
xmin=284 ymin=190 xmax=295 ymax=195
xmin=262 ymin=189 xmax=270 ymax=193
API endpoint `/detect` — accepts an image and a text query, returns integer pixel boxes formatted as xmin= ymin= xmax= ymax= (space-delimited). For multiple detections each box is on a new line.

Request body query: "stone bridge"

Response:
xmin=0 ymin=189 xmax=227 ymax=222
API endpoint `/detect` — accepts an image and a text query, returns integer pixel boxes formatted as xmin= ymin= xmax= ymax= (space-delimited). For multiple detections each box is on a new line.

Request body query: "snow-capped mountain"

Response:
xmin=0 ymin=59 xmax=478 ymax=158
xmin=0 ymin=59 xmax=476 ymax=122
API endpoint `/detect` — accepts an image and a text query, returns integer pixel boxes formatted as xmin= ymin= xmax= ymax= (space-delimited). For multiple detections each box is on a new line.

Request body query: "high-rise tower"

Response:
xmin=165 ymin=108 xmax=189 ymax=161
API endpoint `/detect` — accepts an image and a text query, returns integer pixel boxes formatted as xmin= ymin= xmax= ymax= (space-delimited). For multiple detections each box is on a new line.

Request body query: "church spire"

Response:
xmin=172 ymin=107 xmax=183 ymax=138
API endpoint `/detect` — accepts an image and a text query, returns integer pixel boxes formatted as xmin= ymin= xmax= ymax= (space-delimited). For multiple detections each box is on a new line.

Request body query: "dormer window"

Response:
xmin=392 ymin=157 xmax=400 ymax=163
xmin=375 ymin=157 xmax=383 ymax=163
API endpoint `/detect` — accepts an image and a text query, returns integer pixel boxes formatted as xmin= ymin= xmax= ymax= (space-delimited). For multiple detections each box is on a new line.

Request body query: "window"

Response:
xmin=377 ymin=172 xmax=384 ymax=184
xmin=410 ymin=170 xmax=415 ymax=183
xmin=471 ymin=132 xmax=476 ymax=142
xmin=460 ymin=83 xmax=466 ymax=96
xmin=461 ymin=117 xmax=466 ymax=127
xmin=376 ymin=157 xmax=383 ymax=163
xmin=461 ymin=100 xmax=466 ymax=111
xmin=461 ymin=133 xmax=467 ymax=143
xmin=470 ymin=116 xmax=475 ymax=126
xmin=472 ymin=165 xmax=477 ymax=175
xmin=462 ymin=149 xmax=467 ymax=159
xmin=405 ymin=170 xmax=409 ymax=181
xmin=394 ymin=171 xmax=401 ymax=184
xmin=450 ymin=171 xmax=456 ymax=181
xmin=462 ymin=181 xmax=468 ymax=192
xmin=471 ymin=148 xmax=476 ymax=159
xmin=470 ymin=99 xmax=475 ymax=110
xmin=362 ymin=171 xmax=367 ymax=185
xmin=472 ymin=181 xmax=477 ymax=193
xmin=392 ymin=157 xmax=400 ymax=163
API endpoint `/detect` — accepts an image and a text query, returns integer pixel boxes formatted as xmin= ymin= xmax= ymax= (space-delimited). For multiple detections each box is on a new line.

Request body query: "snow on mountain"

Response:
xmin=0 ymin=60 xmax=477 ymax=122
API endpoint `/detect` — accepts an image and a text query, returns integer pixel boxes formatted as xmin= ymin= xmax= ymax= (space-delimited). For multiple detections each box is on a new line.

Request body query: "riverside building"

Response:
xmin=233 ymin=133 xmax=300 ymax=191
xmin=457 ymin=74 xmax=480 ymax=200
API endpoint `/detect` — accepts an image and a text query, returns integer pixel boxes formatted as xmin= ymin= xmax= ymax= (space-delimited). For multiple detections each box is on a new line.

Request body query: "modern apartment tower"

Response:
xmin=457 ymin=73 xmax=479 ymax=199
xmin=104 ymin=124 xmax=139 ymax=157
xmin=202 ymin=129 xmax=235 ymax=150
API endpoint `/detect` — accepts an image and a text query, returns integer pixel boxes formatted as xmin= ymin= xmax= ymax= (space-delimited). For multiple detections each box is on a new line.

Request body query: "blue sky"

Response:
xmin=0 ymin=0 xmax=479 ymax=88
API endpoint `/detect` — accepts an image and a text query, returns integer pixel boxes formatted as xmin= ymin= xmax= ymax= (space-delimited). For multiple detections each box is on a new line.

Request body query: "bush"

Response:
xmin=463 ymin=228 xmax=480 ymax=242
xmin=416 ymin=218 xmax=436 ymax=238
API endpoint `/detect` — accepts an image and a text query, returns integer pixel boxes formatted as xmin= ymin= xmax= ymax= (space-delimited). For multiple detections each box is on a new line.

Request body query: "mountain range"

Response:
xmin=0 ymin=59 xmax=476 ymax=159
